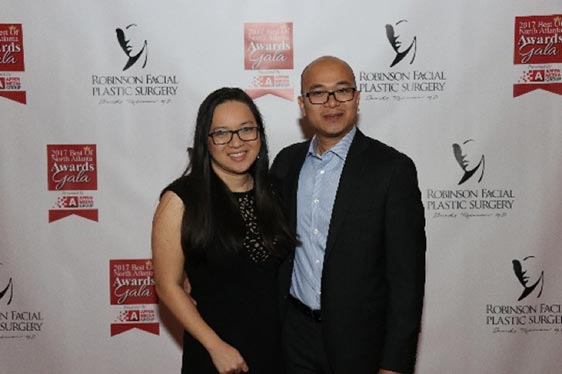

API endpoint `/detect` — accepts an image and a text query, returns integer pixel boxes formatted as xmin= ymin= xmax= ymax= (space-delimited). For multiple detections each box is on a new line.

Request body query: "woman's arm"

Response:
xmin=151 ymin=191 xmax=249 ymax=374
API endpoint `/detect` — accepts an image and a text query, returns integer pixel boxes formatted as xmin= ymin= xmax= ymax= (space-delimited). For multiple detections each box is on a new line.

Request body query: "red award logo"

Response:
xmin=110 ymin=259 xmax=159 ymax=336
xmin=0 ymin=24 xmax=26 ymax=104
xmin=244 ymin=23 xmax=293 ymax=70
xmin=514 ymin=15 xmax=562 ymax=96
xmin=244 ymin=22 xmax=294 ymax=101
xmin=47 ymin=145 xmax=98 ymax=222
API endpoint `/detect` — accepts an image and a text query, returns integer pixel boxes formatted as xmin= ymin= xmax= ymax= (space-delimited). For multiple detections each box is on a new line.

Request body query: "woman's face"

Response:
xmin=207 ymin=100 xmax=261 ymax=186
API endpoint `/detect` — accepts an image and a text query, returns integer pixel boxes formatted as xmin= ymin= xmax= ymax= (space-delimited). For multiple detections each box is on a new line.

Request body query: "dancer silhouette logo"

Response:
xmin=116 ymin=23 xmax=148 ymax=71
xmin=512 ymin=256 xmax=544 ymax=301
xmin=385 ymin=19 xmax=417 ymax=67
xmin=452 ymin=139 xmax=485 ymax=185
xmin=0 ymin=263 xmax=13 ymax=306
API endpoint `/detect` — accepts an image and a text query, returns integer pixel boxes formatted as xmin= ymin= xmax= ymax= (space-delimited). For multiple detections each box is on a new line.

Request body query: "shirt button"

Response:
xmin=313 ymin=228 xmax=319 ymax=235
xmin=313 ymin=199 xmax=319 ymax=204
xmin=315 ymin=259 xmax=320 ymax=264
xmin=319 ymin=170 xmax=325 ymax=174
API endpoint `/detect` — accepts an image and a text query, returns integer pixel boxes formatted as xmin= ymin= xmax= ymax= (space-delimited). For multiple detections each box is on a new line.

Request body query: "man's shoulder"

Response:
xmin=270 ymin=140 xmax=310 ymax=180
xmin=357 ymin=131 xmax=413 ymax=164
xmin=278 ymin=139 xmax=310 ymax=155
xmin=273 ymin=140 xmax=310 ymax=164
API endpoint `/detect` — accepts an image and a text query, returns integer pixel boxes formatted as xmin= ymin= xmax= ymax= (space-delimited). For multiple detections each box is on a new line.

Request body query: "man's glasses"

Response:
xmin=303 ymin=87 xmax=357 ymax=105
xmin=208 ymin=126 xmax=259 ymax=145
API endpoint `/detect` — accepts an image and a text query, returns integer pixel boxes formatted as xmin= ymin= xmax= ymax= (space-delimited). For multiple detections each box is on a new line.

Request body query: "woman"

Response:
xmin=152 ymin=87 xmax=292 ymax=374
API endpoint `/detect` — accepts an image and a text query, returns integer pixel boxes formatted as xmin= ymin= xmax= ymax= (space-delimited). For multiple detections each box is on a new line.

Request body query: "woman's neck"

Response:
xmin=222 ymin=173 xmax=254 ymax=192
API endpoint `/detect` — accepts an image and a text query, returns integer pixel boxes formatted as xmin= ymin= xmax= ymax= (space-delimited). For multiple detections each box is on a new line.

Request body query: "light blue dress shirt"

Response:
xmin=290 ymin=127 xmax=357 ymax=310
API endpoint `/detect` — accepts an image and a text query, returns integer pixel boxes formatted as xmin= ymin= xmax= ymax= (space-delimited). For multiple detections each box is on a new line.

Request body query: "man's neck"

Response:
xmin=314 ymin=127 xmax=356 ymax=155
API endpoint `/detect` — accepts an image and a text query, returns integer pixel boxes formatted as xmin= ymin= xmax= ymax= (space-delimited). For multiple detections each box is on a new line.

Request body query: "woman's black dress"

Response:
xmin=165 ymin=178 xmax=283 ymax=374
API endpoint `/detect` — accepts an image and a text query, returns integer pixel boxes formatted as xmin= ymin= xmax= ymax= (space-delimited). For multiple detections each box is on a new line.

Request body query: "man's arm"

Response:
xmin=269 ymin=149 xmax=285 ymax=193
xmin=380 ymin=155 xmax=426 ymax=374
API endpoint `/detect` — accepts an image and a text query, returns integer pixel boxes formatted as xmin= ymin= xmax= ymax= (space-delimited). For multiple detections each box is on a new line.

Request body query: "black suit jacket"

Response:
xmin=271 ymin=130 xmax=426 ymax=374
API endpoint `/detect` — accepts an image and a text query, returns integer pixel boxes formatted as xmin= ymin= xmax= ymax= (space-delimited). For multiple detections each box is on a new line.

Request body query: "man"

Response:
xmin=271 ymin=56 xmax=426 ymax=374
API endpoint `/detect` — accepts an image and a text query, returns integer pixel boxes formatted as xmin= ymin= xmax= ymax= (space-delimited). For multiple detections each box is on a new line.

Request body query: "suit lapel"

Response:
xmin=324 ymin=130 xmax=369 ymax=258
xmin=287 ymin=142 xmax=310 ymax=232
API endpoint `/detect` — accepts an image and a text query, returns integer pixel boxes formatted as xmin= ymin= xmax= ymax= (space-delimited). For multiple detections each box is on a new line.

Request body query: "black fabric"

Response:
xmin=283 ymin=301 xmax=332 ymax=374
xmin=164 ymin=177 xmax=283 ymax=374
xmin=271 ymin=130 xmax=426 ymax=374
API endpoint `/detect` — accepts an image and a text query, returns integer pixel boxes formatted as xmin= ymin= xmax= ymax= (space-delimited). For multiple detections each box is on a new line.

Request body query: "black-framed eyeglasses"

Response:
xmin=303 ymin=87 xmax=357 ymax=105
xmin=208 ymin=126 xmax=259 ymax=145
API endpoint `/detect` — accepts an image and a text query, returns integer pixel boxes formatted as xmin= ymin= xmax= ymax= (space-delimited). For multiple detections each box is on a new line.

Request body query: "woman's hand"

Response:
xmin=208 ymin=340 xmax=249 ymax=374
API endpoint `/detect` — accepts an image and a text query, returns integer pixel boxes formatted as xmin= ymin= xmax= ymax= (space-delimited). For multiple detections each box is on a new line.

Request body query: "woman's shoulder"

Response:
xmin=161 ymin=175 xmax=192 ymax=204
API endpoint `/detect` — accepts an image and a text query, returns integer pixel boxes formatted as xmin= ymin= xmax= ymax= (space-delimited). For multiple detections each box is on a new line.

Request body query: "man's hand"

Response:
xmin=379 ymin=370 xmax=401 ymax=374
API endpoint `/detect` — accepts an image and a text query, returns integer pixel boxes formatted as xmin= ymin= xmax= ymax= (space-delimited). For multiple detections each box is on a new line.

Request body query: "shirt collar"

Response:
xmin=307 ymin=126 xmax=357 ymax=161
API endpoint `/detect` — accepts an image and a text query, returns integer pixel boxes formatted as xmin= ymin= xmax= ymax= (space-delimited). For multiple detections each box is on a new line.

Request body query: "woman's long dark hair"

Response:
xmin=179 ymin=87 xmax=293 ymax=259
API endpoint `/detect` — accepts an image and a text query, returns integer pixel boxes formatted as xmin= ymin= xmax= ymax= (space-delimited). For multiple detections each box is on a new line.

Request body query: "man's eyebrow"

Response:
xmin=335 ymin=80 xmax=354 ymax=86
xmin=307 ymin=81 xmax=354 ymax=91
xmin=307 ymin=84 xmax=325 ymax=91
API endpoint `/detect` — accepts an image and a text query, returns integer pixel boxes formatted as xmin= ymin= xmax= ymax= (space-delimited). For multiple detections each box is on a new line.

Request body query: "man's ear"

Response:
xmin=298 ymin=95 xmax=306 ymax=116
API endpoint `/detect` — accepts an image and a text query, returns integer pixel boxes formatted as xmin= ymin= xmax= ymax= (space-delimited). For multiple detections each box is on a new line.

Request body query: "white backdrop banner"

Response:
xmin=1 ymin=1 xmax=562 ymax=373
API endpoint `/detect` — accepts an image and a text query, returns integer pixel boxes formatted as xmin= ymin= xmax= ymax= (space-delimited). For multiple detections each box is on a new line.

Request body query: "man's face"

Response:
xmin=298 ymin=58 xmax=360 ymax=145
xmin=386 ymin=20 xmax=415 ymax=54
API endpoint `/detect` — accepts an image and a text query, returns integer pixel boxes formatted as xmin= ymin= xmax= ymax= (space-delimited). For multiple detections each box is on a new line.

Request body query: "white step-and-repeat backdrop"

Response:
xmin=2 ymin=1 xmax=561 ymax=373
